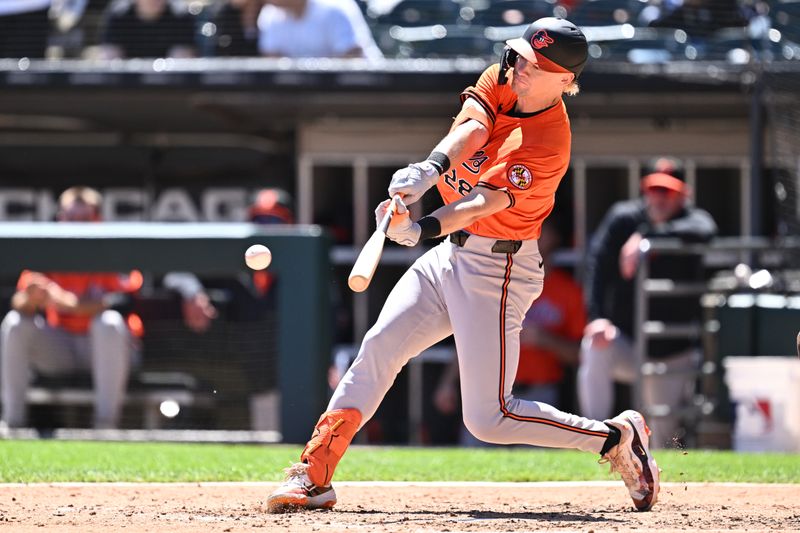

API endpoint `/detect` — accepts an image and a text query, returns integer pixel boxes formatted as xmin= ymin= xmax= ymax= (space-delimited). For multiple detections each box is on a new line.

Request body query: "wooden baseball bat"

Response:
xmin=348 ymin=197 xmax=397 ymax=293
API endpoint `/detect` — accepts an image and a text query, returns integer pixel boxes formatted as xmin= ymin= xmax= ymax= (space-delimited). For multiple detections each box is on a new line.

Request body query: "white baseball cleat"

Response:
xmin=266 ymin=462 xmax=337 ymax=513
xmin=601 ymin=409 xmax=660 ymax=512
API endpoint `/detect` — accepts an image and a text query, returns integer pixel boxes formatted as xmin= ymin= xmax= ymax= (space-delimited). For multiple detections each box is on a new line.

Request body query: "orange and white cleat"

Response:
xmin=601 ymin=410 xmax=660 ymax=512
xmin=266 ymin=463 xmax=337 ymax=513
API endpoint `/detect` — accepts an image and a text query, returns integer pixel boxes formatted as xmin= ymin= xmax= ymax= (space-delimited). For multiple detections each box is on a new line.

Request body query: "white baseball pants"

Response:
xmin=329 ymin=235 xmax=611 ymax=453
xmin=1 ymin=310 xmax=136 ymax=428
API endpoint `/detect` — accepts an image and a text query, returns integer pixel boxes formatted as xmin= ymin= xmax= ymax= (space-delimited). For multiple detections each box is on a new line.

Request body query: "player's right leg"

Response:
xmin=1 ymin=311 xmax=74 ymax=428
xmin=0 ymin=310 xmax=34 ymax=427
xmin=267 ymin=245 xmax=454 ymax=513
xmin=577 ymin=332 xmax=637 ymax=420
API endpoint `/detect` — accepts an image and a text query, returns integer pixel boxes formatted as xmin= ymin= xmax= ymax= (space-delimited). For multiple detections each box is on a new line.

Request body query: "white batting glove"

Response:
xmin=374 ymin=197 xmax=421 ymax=247
xmin=388 ymin=161 xmax=440 ymax=205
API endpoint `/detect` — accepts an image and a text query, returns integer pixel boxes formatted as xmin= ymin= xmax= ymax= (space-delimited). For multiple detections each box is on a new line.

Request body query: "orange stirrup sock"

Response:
xmin=300 ymin=408 xmax=362 ymax=487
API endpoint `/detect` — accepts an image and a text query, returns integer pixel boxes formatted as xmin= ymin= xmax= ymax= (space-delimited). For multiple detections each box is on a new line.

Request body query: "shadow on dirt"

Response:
xmin=336 ymin=508 xmax=625 ymax=525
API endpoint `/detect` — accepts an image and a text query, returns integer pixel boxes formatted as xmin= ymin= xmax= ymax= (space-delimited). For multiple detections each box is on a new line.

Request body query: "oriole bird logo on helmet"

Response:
xmin=530 ymin=29 xmax=554 ymax=49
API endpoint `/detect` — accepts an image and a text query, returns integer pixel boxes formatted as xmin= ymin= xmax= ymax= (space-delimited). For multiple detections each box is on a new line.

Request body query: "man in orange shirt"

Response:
xmin=268 ymin=18 xmax=659 ymax=513
xmin=514 ymin=221 xmax=585 ymax=406
xmin=0 ymin=187 xmax=139 ymax=430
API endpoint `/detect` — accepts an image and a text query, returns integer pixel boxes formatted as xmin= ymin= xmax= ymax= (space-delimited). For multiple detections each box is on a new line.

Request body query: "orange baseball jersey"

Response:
xmin=17 ymin=270 xmax=141 ymax=335
xmin=436 ymin=64 xmax=572 ymax=241
xmin=515 ymin=268 xmax=586 ymax=385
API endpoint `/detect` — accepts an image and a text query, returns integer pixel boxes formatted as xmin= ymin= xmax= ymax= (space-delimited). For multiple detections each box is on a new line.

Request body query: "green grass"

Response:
xmin=1 ymin=441 xmax=798 ymax=483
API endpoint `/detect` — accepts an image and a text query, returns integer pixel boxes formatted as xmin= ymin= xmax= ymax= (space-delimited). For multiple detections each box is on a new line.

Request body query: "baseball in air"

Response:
xmin=245 ymin=244 xmax=272 ymax=270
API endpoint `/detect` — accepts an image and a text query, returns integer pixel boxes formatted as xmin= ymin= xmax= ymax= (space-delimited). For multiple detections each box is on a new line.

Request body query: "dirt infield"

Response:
xmin=1 ymin=482 xmax=798 ymax=532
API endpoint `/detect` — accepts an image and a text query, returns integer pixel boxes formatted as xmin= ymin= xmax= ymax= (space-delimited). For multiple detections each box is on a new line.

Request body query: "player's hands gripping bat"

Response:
xmin=388 ymin=162 xmax=440 ymax=205
xmin=374 ymin=196 xmax=420 ymax=247
xmin=348 ymin=195 xmax=401 ymax=293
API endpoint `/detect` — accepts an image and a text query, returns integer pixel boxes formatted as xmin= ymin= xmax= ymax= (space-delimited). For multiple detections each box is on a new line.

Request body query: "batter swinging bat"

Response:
xmin=348 ymin=196 xmax=398 ymax=292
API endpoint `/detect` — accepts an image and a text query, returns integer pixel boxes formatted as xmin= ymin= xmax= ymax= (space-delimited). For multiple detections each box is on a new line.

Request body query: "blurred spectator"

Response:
xmin=578 ymin=165 xmax=718 ymax=447
xmin=649 ymin=0 xmax=747 ymax=39
xmin=257 ymin=0 xmax=383 ymax=59
xmin=0 ymin=187 xmax=141 ymax=430
xmin=434 ymin=220 xmax=587 ymax=444
xmin=210 ymin=0 xmax=264 ymax=56
xmin=0 ymin=0 xmax=52 ymax=58
xmin=162 ymin=272 xmax=218 ymax=333
xmin=93 ymin=0 xmax=196 ymax=59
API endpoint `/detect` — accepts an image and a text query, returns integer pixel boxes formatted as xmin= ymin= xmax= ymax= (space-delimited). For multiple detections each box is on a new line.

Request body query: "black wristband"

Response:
xmin=417 ymin=216 xmax=442 ymax=241
xmin=426 ymin=151 xmax=451 ymax=175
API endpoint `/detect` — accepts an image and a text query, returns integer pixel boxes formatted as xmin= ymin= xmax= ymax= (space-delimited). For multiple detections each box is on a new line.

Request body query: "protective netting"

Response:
xmin=764 ymin=68 xmax=800 ymax=241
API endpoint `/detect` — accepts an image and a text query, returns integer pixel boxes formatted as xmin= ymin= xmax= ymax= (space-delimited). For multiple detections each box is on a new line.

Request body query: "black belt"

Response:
xmin=449 ymin=230 xmax=523 ymax=254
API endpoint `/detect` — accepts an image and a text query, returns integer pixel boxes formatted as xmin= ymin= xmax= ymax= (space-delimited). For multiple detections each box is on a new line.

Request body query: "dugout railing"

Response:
xmin=632 ymin=236 xmax=800 ymax=447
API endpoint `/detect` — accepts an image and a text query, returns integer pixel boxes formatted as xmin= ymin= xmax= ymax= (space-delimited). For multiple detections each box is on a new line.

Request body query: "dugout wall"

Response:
xmin=0 ymin=223 xmax=331 ymax=443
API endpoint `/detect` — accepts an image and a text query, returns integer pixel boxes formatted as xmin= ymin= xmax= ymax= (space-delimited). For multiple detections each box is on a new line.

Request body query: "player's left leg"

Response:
xmin=89 ymin=310 xmax=134 ymax=429
xmin=444 ymin=238 xmax=658 ymax=511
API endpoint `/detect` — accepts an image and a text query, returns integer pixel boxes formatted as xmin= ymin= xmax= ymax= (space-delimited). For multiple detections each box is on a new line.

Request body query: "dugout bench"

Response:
xmin=26 ymin=371 xmax=216 ymax=430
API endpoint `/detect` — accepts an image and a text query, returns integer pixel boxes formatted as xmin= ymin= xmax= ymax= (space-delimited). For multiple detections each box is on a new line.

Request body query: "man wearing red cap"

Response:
xmin=268 ymin=18 xmax=661 ymax=514
xmin=579 ymin=166 xmax=717 ymax=448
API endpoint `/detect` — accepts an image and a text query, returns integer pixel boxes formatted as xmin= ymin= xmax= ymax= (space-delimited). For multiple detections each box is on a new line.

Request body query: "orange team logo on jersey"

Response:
xmin=507 ymin=164 xmax=533 ymax=190
xmin=531 ymin=30 xmax=554 ymax=50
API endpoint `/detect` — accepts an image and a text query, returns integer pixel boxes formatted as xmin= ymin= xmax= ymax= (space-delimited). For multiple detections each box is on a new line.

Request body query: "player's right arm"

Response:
xmin=11 ymin=271 xmax=51 ymax=315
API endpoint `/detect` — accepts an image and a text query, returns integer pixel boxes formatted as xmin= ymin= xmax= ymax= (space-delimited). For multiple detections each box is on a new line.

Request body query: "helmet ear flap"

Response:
xmin=498 ymin=46 xmax=518 ymax=85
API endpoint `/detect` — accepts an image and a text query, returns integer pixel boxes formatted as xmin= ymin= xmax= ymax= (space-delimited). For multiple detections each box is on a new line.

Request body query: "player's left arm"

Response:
xmin=645 ymin=207 xmax=718 ymax=242
xmin=378 ymin=187 xmax=509 ymax=246
xmin=426 ymin=187 xmax=509 ymax=236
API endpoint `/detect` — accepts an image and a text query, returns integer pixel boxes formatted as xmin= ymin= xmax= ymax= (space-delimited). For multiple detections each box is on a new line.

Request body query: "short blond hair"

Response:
xmin=564 ymin=80 xmax=580 ymax=96
xmin=59 ymin=186 xmax=102 ymax=211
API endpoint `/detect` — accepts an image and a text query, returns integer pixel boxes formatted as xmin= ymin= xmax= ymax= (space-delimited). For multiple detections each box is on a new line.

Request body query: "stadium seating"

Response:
xmin=569 ymin=0 xmax=648 ymax=26
xmin=770 ymin=0 xmax=800 ymax=43
xmin=471 ymin=0 xmax=557 ymax=26
xmin=373 ymin=0 xmax=463 ymax=27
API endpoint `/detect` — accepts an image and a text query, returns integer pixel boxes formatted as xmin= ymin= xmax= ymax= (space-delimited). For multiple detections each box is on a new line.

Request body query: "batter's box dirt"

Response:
xmin=1 ymin=482 xmax=798 ymax=532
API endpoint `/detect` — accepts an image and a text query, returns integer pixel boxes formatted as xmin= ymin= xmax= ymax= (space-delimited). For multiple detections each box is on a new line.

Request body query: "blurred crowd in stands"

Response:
xmin=0 ymin=0 xmax=797 ymax=63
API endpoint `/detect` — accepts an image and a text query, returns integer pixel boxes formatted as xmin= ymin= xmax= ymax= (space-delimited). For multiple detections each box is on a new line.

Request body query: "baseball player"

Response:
xmin=268 ymin=17 xmax=659 ymax=513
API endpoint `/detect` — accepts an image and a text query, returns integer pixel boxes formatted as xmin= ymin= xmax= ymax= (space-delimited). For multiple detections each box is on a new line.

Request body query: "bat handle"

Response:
xmin=377 ymin=207 xmax=393 ymax=234
xmin=377 ymin=195 xmax=402 ymax=235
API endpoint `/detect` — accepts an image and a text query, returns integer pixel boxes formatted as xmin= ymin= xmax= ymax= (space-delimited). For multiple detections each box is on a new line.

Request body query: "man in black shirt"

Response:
xmin=578 ymin=169 xmax=717 ymax=447
xmin=210 ymin=0 xmax=262 ymax=57
xmin=97 ymin=0 xmax=196 ymax=58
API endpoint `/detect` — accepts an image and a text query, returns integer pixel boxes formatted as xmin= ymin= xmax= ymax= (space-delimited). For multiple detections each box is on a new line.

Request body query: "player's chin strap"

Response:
xmin=498 ymin=46 xmax=518 ymax=85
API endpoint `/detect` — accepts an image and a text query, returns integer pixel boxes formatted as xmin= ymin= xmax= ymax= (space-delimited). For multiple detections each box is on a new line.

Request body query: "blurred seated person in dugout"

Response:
xmin=91 ymin=0 xmax=196 ymax=59
xmin=154 ymin=189 xmax=291 ymax=334
xmin=257 ymin=0 xmax=383 ymax=59
xmin=0 ymin=187 xmax=142 ymax=430
xmin=434 ymin=220 xmax=587 ymax=444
